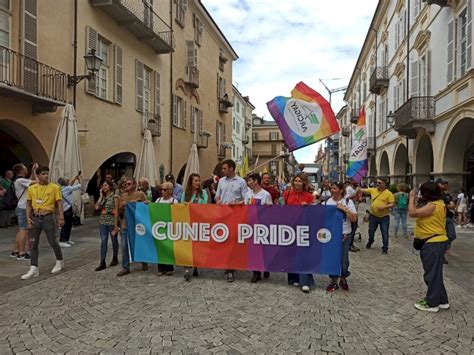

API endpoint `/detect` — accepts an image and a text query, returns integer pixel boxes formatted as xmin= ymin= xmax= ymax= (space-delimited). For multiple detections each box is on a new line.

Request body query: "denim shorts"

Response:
xmin=15 ymin=207 xmax=28 ymax=230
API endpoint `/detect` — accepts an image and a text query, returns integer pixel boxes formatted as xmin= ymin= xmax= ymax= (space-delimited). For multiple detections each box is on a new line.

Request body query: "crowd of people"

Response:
xmin=1 ymin=159 xmax=473 ymax=311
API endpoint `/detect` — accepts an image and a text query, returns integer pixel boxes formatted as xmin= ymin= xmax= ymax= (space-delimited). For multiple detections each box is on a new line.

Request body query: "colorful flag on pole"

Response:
xmin=266 ymin=82 xmax=340 ymax=151
xmin=346 ymin=107 xmax=368 ymax=182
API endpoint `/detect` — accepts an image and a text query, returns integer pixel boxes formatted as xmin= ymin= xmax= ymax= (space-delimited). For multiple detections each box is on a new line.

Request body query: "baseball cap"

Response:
xmin=435 ymin=178 xmax=448 ymax=184
xmin=165 ymin=174 xmax=174 ymax=181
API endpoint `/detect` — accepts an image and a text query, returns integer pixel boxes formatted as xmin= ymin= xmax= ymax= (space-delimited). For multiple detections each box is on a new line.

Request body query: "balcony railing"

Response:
xmin=0 ymin=45 xmax=67 ymax=113
xmin=197 ymin=131 xmax=210 ymax=149
xmin=90 ymin=0 xmax=174 ymax=54
xmin=422 ymin=0 xmax=449 ymax=6
xmin=142 ymin=112 xmax=161 ymax=137
xmin=184 ymin=66 xmax=199 ymax=88
xmin=369 ymin=66 xmax=389 ymax=95
xmin=219 ymin=97 xmax=232 ymax=113
xmin=394 ymin=96 xmax=435 ymax=139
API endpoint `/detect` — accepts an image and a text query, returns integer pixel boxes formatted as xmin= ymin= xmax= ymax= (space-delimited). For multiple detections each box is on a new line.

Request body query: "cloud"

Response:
xmin=202 ymin=0 xmax=378 ymax=164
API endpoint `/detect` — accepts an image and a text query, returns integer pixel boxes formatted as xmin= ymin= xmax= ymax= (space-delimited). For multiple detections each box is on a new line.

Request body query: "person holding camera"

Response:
xmin=57 ymin=173 xmax=83 ymax=248
xmin=409 ymin=181 xmax=449 ymax=312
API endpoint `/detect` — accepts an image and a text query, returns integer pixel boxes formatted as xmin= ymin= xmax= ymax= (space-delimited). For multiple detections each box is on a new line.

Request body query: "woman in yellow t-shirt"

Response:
xmin=408 ymin=181 xmax=449 ymax=313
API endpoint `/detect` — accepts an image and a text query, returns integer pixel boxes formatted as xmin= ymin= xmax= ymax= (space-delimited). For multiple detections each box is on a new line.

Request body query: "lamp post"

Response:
xmin=68 ymin=49 xmax=103 ymax=106
xmin=387 ymin=111 xmax=411 ymax=186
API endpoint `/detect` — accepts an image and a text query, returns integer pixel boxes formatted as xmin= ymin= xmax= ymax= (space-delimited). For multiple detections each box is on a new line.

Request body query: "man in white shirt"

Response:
xmin=11 ymin=163 xmax=38 ymax=260
xmin=216 ymin=159 xmax=248 ymax=282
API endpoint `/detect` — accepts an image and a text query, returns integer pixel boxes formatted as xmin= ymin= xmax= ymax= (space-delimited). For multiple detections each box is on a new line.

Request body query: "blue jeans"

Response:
xmin=287 ymin=273 xmax=315 ymax=288
xmin=121 ymin=228 xmax=130 ymax=270
xmin=330 ymin=235 xmax=351 ymax=279
xmin=100 ymin=224 xmax=119 ymax=261
xmin=392 ymin=208 xmax=408 ymax=236
xmin=368 ymin=214 xmax=390 ymax=252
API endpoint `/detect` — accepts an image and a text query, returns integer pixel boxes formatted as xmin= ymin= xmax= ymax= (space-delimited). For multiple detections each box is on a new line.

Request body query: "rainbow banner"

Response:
xmin=266 ymin=82 xmax=340 ymax=151
xmin=346 ymin=107 xmax=368 ymax=182
xmin=126 ymin=203 xmax=343 ymax=275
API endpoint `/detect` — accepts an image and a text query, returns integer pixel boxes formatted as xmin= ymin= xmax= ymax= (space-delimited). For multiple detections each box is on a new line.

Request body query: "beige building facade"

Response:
xmin=0 ymin=0 xmax=237 ymax=190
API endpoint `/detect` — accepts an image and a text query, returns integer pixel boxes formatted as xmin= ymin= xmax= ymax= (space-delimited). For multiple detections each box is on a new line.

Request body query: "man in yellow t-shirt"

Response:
xmin=361 ymin=178 xmax=395 ymax=254
xmin=21 ymin=166 xmax=65 ymax=280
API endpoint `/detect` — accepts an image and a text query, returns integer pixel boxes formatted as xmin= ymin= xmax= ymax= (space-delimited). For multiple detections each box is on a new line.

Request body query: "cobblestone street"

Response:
xmin=0 ymin=215 xmax=473 ymax=354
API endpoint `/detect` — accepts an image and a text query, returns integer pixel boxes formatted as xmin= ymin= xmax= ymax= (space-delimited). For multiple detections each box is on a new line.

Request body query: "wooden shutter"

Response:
xmin=447 ymin=20 xmax=455 ymax=84
xmin=223 ymin=79 xmax=227 ymax=97
xmin=154 ymin=71 xmax=160 ymax=116
xmin=223 ymin=122 xmax=226 ymax=142
xmin=427 ymin=50 xmax=431 ymax=96
xmin=114 ymin=45 xmax=123 ymax=104
xmin=199 ymin=110 xmax=203 ymax=134
xmin=191 ymin=106 xmax=195 ymax=132
xmin=467 ymin=0 xmax=472 ymax=70
xmin=86 ymin=26 xmax=98 ymax=94
xmin=410 ymin=60 xmax=418 ymax=97
xmin=395 ymin=20 xmax=399 ymax=50
xmin=216 ymin=73 xmax=220 ymax=98
xmin=186 ymin=40 xmax=194 ymax=67
xmin=135 ymin=60 xmax=144 ymax=112
xmin=216 ymin=121 xmax=219 ymax=145
xmin=172 ymin=94 xmax=177 ymax=126
xmin=183 ymin=100 xmax=187 ymax=129
xmin=23 ymin=0 xmax=37 ymax=94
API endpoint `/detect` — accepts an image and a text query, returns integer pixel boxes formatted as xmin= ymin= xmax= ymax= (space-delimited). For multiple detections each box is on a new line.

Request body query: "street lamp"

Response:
xmin=68 ymin=49 xmax=103 ymax=87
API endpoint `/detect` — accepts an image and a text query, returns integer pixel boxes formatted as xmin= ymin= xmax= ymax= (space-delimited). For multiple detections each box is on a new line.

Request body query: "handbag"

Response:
xmin=81 ymin=193 xmax=91 ymax=204
xmin=413 ymin=235 xmax=440 ymax=250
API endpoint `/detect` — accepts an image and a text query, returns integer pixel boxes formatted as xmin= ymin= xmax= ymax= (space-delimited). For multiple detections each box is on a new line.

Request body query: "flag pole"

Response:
xmin=248 ymin=153 xmax=289 ymax=174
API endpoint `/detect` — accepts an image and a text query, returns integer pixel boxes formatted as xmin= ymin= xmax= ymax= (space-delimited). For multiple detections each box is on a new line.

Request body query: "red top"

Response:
xmin=283 ymin=190 xmax=314 ymax=205
xmin=262 ymin=185 xmax=280 ymax=204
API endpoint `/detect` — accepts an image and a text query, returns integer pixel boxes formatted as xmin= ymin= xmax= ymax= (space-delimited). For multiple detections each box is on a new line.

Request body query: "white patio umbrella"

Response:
xmin=49 ymin=104 xmax=83 ymax=183
xmin=134 ymin=129 xmax=158 ymax=186
xmin=183 ymin=143 xmax=200 ymax=187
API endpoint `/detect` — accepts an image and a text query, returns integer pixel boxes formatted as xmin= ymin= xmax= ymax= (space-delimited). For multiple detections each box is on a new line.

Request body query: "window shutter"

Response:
xmin=410 ymin=60 xmax=418 ymax=98
xmin=467 ymin=0 xmax=472 ymax=70
xmin=183 ymin=100 xmax=187 ymax=129
xmin=154 ymin=71 xmax=160 ymax=116
xmin=186 ymin=40 xmax=194 ymax=67
xmin=447 ymin=20 xmax=455 ymax=84
xmin=427 ymin=50 xmax=431 ymax=95
xmin=199 ymin=110 xmax=203 ymax=134
xmin=223 ymin=79 xmax=227 ymax=97
xmin=216 ymin=121 xmax=219 ymax=145
xmin=114 ymin=45 xmax=123 ymax=104
xmin=136 ymin=60 xmax=144 ymax=112
xmin=395 ymin=20 xmax=399 ymax=50
xmin=223 ymin=122 xmax=226 ymax=142
xmin=216 ymin=73 xmax=220 ymax=98
xmin=23 ymin=0 xmax=37 ymax=94
xmin=86 ymin=26 xmax=98 ymax=94
xmin=172 ymin=94 xmax=177 ymax=126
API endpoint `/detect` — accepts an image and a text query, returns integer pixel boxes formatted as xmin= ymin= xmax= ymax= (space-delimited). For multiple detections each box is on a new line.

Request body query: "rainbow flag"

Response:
xmin=346 ymin=107 xmax=368 ymax=182
xmin=126 ymin=203 xmax=343 ymax=274
xmin=266 ymin=82 xmax=340 ymax=151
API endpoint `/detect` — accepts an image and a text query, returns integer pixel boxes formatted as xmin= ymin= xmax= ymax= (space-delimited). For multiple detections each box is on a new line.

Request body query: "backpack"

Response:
xmin=397 ymin=193 xmax=408 ymax=209
xmin=2 ymin=183 xmax=20 ymax=210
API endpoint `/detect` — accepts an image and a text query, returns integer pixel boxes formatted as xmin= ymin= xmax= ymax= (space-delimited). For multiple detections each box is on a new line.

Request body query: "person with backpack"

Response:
xmin=392 ymin=183 xmax=409 ymax=238
xmin=11 ymin=163 xmax=38 ymax=260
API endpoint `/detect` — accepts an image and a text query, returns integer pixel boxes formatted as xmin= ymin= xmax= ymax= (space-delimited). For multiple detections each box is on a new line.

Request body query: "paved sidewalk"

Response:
xmin=0 ymin=214 xmax=473 ymax=353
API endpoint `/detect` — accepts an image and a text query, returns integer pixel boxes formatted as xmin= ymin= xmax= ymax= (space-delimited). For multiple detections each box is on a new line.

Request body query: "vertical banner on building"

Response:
xmin=346 ymin=107 xmax=368 ymax=182
xmin=126 ymin=203 xmax=344 ymax=275
xmin=266 ymin=82 xmax=340 ymax=151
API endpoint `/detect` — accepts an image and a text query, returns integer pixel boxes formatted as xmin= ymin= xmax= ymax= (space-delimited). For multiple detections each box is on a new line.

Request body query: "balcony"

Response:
xmin=196 ymin=130 xmax=211 ymax=149
xmin=245 ymin=117 xmax=251 ymax=128
xmin=219 ymin=97 xmax=232 ymax=113
xmin=142 ymin=112 xmax=161 ymax=137
xmin=350 ymin=108 xmax=360 ymax=124
xmin=422 ymin=0 xmax=449 ymax=6
xmin=0 ymin=46 xmax=67 ymax=114
xmin=242 ymin=136 xmax=249 ymax=145
xmin=394 ymin=96 xmax=435 ymax=139
xmin=90 ymin=0 xmax=174 ymax=54
xmin=367 ymin=136 xmax=376 ymax=156
xmin=185 ymin=66 xmax=199 ymax=88
xmin=369 ymin=66 xmax=389 ymax=95
xmin=341 ymin=126 xmax=350 ymax=137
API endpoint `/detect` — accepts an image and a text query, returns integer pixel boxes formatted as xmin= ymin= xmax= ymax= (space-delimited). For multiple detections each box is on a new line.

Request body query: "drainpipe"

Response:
xmin=370 ymin=26 xmax=377 ymax=180
xmin=406 ymin=0 xmax=412 ymax=186
xmin=73 ymin=0 xmax=78 ymax=108
xmin=169 ymin=0 xmax=173 ymax=173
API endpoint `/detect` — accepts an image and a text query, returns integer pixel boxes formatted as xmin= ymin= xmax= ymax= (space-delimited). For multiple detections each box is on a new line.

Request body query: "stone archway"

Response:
xmin=442 ymin=118 xmax=474 ymax=193
xmin=414 ymin=135 xmax=434 ymax=187
xmin=177 ymin=163 xmax=186 ymax=185
xmin=379 ymin=151 xmax=390 ymax=178
xmin=393 ymin=143 xmax=407 ymax=184
xmin=0 ymin=119 xmax=49 ymax=173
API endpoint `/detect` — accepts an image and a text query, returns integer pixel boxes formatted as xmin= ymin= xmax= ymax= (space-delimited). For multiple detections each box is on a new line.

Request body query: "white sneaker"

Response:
xmin=301 ymin=286 xmax=310 ymax=293
xmin=21 ymin=266 xmax=39 ymax=280
xmin=456 ymin=225 xmax=462 ymax=229
xmin=438 ymin=303 xmax=450 ymax=310
xmin=67 ymin=240 xmax=75 ymax=245
xmin=59 ymin=242 xmax=71 ymax=248
xmin=292 ymin=282 xmax=300 ymax=287
xmin=51 ymin=260 xmax=64 ymax=274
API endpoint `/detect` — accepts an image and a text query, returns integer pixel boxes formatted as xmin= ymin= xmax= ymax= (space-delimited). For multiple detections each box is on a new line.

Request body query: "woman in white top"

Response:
xmin=155 ymin=182 xmax=178 ymax=275
xmin=245 ymin=173 xmax=273 ymax=283
xmin=324 ymin=181 xmax=357 ymax=292
xmin=456 ymin=188 xmax=467 ymax=228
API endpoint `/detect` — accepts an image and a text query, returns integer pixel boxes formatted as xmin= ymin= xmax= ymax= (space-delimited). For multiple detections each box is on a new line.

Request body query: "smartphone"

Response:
xmin=77 ymin=170 xmax=82 ymax=176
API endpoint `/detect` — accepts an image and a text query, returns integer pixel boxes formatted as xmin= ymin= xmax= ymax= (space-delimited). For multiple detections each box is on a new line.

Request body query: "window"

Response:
xmin=216 ymin=121 xmax=224 ymax=145
xmin=236 ymin=101 xmax=240 ymax=114
xmin=271 ymin=144 xmax=277 ymax=155
xmin=217 ymin=74 xmax=226 ymax=99
xmin=144 ymin=0 xmax=153 ymax=28
xmin=459 ymin=9 xmax=468 ymax=76
xmin=0 ymin=0 xmax=10 ymax=48
xmin=143 ymin=67 xmax=152 ymax=113
xmin=95 ymin=37 xmax=109 ymax=99
xmin=269 ymin=132 xmax=279 ymax=140
xmin=413 ymin=0 xmax=421 ymax=21
xmin=252 ymin=132 xmax=258 ymax=141
xmin=175 ymin=0 xmax=187 ymax=27
xmin=219 ymin=48 xmax=227 ymax=71
xmin=394 ymin=9 xmax=407 ymax=50
xmin=191 ymin=106 xmax=201 ymax=133
xmin=193 ymin=14 xmax=203 ymax=45
xmin=270 ymin=161 xmax=278 ymax=173
xmin=172 ymin=95 xmax=187 ymax=129
xmin=236 ymin=121 xmax=240 ymax=136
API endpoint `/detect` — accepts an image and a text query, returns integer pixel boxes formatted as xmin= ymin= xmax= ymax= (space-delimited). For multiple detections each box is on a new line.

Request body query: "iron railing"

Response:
xmin=0 ymin=45 xmax=67 ymax=103
xmin=369 ymin=66 xmax=389 ymax=95
xmin=394 ymin=96 xmax=435 ymax=129
xmin=185 ymin=66 xmax=199 ymax=88
xmin=142 ymin=112 xmax=161 ymax=137
xmin=423 ymin=0 xmax=449 ymax=6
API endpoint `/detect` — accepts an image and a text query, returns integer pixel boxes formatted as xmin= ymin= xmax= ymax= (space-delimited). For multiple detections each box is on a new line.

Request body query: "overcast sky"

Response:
xmin=202 ymin=0 xmax=378 ymax=163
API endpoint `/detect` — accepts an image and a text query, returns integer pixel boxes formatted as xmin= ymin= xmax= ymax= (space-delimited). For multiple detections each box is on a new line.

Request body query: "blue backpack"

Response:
xmin=397 ymin=193 xmax=408 ymax=209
